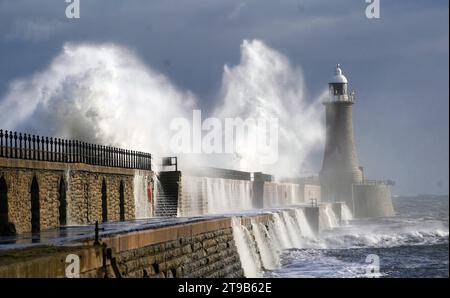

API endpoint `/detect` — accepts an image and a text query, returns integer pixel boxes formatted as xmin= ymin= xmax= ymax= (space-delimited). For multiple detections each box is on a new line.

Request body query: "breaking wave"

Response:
xmin=0 ymin=40 xmax=324 ymax=175
xmin=315 ymin=229 xmax=449 ymax=249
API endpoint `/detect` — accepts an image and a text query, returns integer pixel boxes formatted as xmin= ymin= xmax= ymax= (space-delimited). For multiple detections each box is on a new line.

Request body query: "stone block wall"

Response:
xmin=353 ymin=183 xmax=395 ymax=218
xmin=0 ymin=158 xmax=144 ymax=234
xmin=0 ymin=219 xmax=245 ymax=278
xmin=0 ymin=168 xmax=61 ymax=233
xmin=67 ymin=171 xmax=135 ymax=225
xmin=112 ymin=227 xmax=243 ymax=278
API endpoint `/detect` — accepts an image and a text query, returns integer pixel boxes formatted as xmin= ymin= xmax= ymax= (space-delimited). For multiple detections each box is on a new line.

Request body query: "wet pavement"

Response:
xmin=0 ymin=204 xmax=311 ymax=251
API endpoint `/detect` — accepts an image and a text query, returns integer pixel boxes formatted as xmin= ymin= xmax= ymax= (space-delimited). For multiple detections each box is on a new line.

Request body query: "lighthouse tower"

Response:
xmin=320 ymin=64 xmax=363 ymax=207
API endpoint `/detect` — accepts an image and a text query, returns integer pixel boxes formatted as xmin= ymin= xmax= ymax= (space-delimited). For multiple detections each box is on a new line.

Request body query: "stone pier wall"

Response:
xmin=353 ymin=183 xmax=395 ymax=218
xmin=112 ymin=227 xmax=242 ymax=278
xmin=0 ymin=157 xmax=150 ymax=234
xmin=0 ymin=218 xmax=246 ymax=278
xmin=0 ymin=209 xmax=322 ymax=278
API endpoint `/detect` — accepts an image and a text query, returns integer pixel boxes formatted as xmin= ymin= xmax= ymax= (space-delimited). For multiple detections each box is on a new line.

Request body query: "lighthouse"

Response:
xmin=320 ymin=64 xmax=363 ymax=208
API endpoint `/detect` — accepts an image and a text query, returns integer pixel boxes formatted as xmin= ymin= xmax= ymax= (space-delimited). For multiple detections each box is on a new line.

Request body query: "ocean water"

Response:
xmin=266 ymin=196 xmax=449 ymax=278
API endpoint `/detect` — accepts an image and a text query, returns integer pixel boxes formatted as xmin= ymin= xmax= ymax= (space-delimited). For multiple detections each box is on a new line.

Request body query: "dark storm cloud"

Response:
xmin=0 ymin=0 xmax=448 ymax=195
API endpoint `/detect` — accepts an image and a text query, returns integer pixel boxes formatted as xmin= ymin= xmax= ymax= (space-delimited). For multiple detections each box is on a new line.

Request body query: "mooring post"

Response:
xmin=94 ymin=221 xmax=100 ymax=245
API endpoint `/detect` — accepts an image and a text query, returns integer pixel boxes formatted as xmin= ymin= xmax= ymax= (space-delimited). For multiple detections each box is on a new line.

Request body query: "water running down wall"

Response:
xmin=179 ymin=176 xmax=254 ymax=216
xmin=230 ymin=206 xmax=336 ymax=277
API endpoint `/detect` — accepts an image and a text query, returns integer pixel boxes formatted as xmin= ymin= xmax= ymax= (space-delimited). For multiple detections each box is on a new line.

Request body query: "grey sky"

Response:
xmin=0 ymin=0 xmax=448 ymax=195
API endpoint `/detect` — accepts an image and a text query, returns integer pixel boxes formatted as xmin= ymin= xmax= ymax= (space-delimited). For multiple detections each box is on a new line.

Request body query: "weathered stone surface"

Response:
xmin=114 ymin=227 xmax=244 ymax=278
xmin=0 ymin=224 xmax=246 ymax=278
xmin=0 ymin=162 xmax=150 ymax=233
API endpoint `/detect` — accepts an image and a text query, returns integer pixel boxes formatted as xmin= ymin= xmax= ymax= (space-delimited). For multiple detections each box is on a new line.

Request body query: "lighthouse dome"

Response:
xmin=330 ymin=64 xmax=348 ymax=84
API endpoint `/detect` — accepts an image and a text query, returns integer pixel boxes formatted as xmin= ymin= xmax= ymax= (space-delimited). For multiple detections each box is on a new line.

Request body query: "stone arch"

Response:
xmin=119 ymin=180 xmax=125 ymax=221
xmin=30 ymin=176 xmax=40 ymax=233
xmin=0 ymin=177 xmax=8 ymax=229
xmin=101 ymin=178 xmax=108 ymax=223
xmin=59 ymin=178 xmax=67 ymax=226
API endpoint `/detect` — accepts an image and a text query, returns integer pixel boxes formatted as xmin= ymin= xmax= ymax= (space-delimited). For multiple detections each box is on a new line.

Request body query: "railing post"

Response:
xmin=49 ymin=137 xmax=54 ymax=162
xmin=99 ymin=145 xmax=102 ymax=166
xmin=73 ymin=140 xmax=78 ymax=163
xmin=45 ymin=137 xmax=49 ymax=161
xmin=122 ymin=149 xmax=127 ymax=168
xmin=56 ymin=138 xmax=60 ymax=162
xmin=32 ymin=135 xmax=36 ymax=160
xmin=119 ymin=149 xmax=123 ymax=168
xmin=90 ymin=143 xmax=94 ymax=165
xmin=37 ymin=135 xmax=41 ymax=160
xmin=113 ymin=147 xmax=118 ymax=167
xmin=58 ymin=138 xmax=61 ymax=162
xmin=0 ymin=130 xmax=3 ymax=158
xmin=86 ymin=142 xmax=89 ymax=164
xmin=78 ymin=141 xmax=81 ymax=163
xmin=4 ymin=130 xmax=9 ymax=158
xmin=121 ymin=149 xmax=124 ymax=168
xmin=85 ymin=143 xmax=88 ymax=164
xmin=41 ymin=136 xmax=45 ymax=161
xmin=120 ymin=149 xmax=123 ymax=168
xmin=23 ymin=133 xmax=27 ymax=159
xmin=79 ymin=141 xmax=82 ymax=164
xmin=27 ymin=134 xmax=31 ymax=160
xmin=86 ymin=143 xmax=90 ymax=164
xmin=13 ymin=132 xmax=18 ymax=159
xmin=104 ymin=146 xmax=108 ymax=167
xmin=36 ymin=135 xmax=40 ymax=160
xmin=97 ymin=144 xmax=100 ymax=166
xmin=9 ymin=131 xmax=14 ymax=158
xmin=105 ymin=146 xmax=109 ymax=167
xmin=111 ymin=146 xmax=114 ymax=167
xmin=94 ymin=144 xmax=98 ymax=165
xmin=70 ymin=139 xmax=73 ymax=163
xmin=136 ymin=151 xmax=139 ymax=169
xmin=91 ymin=144 xmax=95 ymax=165
xmin=18 ymin=133 xmax=23 ymax=159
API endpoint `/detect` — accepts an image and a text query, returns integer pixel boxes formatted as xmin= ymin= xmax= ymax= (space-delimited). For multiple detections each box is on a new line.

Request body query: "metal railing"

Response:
xmin=326 ymin=94 xmax=355 ymax=102
xmin=356 ymin=179 xmax=395 ymax=186
xmin=0 ymin=129 xmax=152 ymax=170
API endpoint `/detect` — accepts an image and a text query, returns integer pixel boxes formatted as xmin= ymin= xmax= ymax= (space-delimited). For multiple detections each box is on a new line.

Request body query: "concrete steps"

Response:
xmin=155 ymin=171 xmax=180 ymax=217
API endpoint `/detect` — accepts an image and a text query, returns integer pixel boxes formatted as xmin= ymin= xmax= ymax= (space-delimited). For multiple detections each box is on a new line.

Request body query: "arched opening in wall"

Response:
xmin=0 ymin=177 xmax=8 ymax=230
xmin=59 ymin=178 xmax=67 ymax=226
xmin=102 ymin=179 xmax=108 ymax=223
xmin=31 ymin=176 xmax=40 ymax=234
xmin=119 ymin=180 xmax=125 ymax=221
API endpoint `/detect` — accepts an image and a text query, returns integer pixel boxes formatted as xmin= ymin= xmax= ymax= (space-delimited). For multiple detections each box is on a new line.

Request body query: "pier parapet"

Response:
xmin=352 ymin=180 xmax=395 ymax=218
xmin=0 ymin=129 xmax=154 ymax=235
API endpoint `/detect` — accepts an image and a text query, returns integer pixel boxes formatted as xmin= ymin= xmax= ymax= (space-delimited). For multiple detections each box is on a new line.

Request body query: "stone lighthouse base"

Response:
xmin=352 ymin=183 xmax=395 ymax=218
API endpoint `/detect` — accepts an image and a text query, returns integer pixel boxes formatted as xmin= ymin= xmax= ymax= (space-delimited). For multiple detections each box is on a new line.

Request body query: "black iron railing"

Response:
xmin=0 ymin=129 xmax=152 ymax=170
